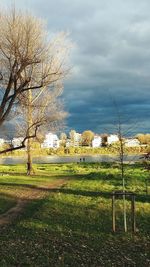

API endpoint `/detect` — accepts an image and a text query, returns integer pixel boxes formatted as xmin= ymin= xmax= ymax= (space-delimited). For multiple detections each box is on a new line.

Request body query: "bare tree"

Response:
xmin=69 ymin=129 xmax=77 ymax=146
xmin=114 ymin=110 xmax=127 ymax=232
xmin=18 ymin=83 xmax=67 ymax=175
xmin=0 ymin=8 xmax=71 ymax=154
xmin=60 ymin=132 xmax=67 ymax=147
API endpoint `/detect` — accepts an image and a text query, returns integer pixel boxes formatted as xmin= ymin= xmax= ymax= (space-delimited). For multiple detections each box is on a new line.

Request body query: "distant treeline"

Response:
xmin=136 ymin=134 xmax=150 ymax=145
xmin=47 ymin=145 xmax=148 ymax=156
xmin=0 ymin=145 xmax=148 ymax=157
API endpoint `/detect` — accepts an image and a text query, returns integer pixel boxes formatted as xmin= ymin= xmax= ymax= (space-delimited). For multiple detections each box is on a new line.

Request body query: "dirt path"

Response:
xmin=0 ymin=179 xmax=67 ymax=226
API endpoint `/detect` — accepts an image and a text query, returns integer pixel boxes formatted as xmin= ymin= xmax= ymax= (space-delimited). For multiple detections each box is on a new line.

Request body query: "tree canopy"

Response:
xmin=0 ymin=8 xmax=71 ymax=152
xmin=81 ymin=130 xmax=94 ymax=146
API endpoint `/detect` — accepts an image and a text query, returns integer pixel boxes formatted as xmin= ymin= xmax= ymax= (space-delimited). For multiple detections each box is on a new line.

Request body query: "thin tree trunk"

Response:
xmin=120 ymin=137 xmax=127 ymax=232
xmin=27 ymin=135 xmax=32 ymax=175
xmin=122 ymin=176 xmax=127 ymax=232
xmin=27 ymin=89 xmax=33 ymax=176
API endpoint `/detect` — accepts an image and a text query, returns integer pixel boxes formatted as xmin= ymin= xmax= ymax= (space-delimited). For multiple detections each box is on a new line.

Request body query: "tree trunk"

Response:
xmin=121 ymin=151 xmax=127 ymax=233
xmin=26 ymin=89 xmax=34 ymax=175
xmin=27 ymin=136 xmax=33 ymax=175
xmin=123 ymin=192 xmax=127 ymax=232
xmin=120 ymin=136 xmax=127 ymax=232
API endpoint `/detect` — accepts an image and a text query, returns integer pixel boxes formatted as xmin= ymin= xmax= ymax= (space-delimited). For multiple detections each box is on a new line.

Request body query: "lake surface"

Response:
xmin=0 ymin=155 xmax=142 ymax=165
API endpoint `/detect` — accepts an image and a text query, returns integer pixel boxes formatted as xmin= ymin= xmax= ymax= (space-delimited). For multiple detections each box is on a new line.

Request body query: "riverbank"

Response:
xmin=0 ymin=144 xmax=148 ymax=158
xmin=0 ymin=154 xmax=142 ymax=164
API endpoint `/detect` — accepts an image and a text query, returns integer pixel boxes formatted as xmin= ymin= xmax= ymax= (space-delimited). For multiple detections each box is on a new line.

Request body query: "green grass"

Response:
xmin=0 ymin=194 xmax=17 ymax=214
xmin=0 ymin=163 xmax=150 ymax=266
xmin=0 ymin=164 xmax=66 ymax=187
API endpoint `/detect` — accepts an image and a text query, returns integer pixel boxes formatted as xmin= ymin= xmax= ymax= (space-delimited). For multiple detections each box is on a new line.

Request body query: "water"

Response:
xmin=0 ymin=154 xmax=141 ymax=165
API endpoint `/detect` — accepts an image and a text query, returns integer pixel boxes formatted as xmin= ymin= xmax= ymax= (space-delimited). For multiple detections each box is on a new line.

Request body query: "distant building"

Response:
xmin=41 ymin=133 xmax=59 ymax=148
xmin=107 ymin=134 xmax=119 ymax=145
xmin=4 ymin=139 xmax=12 ymax=145
xmin=12 ymin=137 xmax=24 ymax=147
xmin=66 ymin=139 xmax=71 ymax=147
xmin=0 ymin=138 xmax=5 ymax=147
xmin=72 ymin=132 xmax=82 ymax=146
xmin=66 ymin=132 xmax=82 ymax=147
xmin=92 ymin=135 xmax=102 ymax=148
xmin=125 ymin=138 xmax=140 ymax=147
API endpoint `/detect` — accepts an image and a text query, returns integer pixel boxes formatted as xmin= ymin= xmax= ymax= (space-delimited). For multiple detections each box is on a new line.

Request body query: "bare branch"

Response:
xmin=0 ymin=8 xmax=71 ymax=127
xmin=0 ymin=123 xmax=41 ymax=154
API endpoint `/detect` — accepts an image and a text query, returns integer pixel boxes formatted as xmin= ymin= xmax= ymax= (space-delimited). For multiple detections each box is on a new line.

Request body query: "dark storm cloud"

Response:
xmin=1 ymin=0 xmax=150 ymax=134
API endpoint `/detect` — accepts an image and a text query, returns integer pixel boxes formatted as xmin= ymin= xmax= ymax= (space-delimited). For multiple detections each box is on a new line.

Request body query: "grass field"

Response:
xmin=0 ymin=162 xmax=150 ymax=266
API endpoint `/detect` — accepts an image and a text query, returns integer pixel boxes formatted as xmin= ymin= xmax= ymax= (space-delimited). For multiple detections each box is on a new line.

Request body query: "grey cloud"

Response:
xmin=1 ymin=0 xmax=150 ymax=134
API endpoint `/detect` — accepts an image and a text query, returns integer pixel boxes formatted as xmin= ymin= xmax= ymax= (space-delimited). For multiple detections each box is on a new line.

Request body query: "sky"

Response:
xmin=1 ymin=0 xmax=150 ymax=135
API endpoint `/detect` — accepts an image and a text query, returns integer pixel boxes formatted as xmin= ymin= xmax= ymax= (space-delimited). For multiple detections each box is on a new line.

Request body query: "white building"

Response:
xmin=0 ymin=138 xmax=5 ymax=147
xmin=72 ymin=132 xmax=82 ymax=146
xmin=107 ymin=134 xmax=119 ymax=145
xmin=74 ymin=132 xmax=81 ymax=142
xmin=125 ymin=138 xmax=140 ymax=147
xmin=41 ymin=133 xmax=59 ymax=148
xmin=12 ymin=137 xmax=24 ymax=147
xmin=92 ymin=136 xmax=102 ymax=148
xmin=66 ymin=139 xmax=71 ymax=147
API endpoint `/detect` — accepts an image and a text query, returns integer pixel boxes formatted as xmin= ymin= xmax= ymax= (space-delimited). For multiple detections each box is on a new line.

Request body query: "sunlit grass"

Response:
xmin=0 ymin=162 xmax=150 ymax=266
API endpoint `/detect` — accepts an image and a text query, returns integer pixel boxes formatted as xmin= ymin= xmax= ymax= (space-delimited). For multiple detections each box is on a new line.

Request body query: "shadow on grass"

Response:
xmin=0 ymin=179 xmax=150 ymax=203
xmin=8 ymin=189 xmax=150 ymax=237
xmin=50 ymin=188 xmax=150 ymax=203
xmin=52 ymin=187 xmax=111 ymax=198
xmin=0 ymin=192 xmax=150 ymax=267
xmin=11 ymin=193 xmax=112 ymax=236
xmin=0 ymin=192 xmax=17 ymax=214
